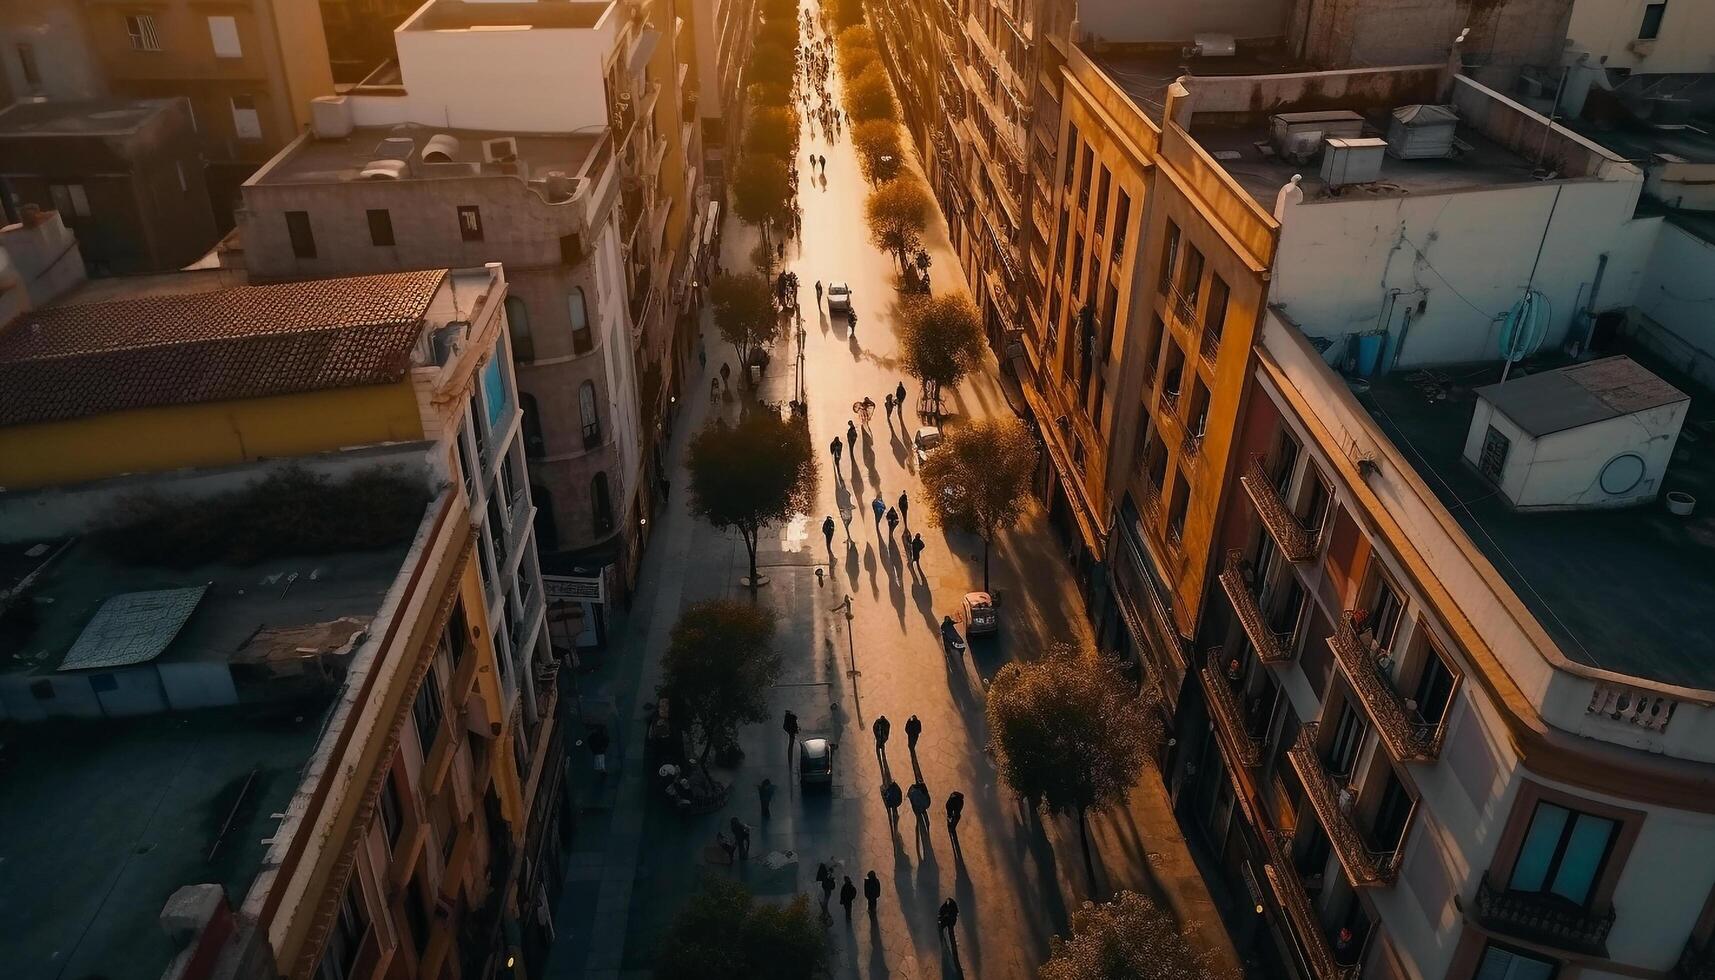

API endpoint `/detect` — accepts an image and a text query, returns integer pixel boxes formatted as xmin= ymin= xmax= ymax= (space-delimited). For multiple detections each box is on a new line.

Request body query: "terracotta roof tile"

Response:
xmin=0 ymin=270 xmax=447 ymax=426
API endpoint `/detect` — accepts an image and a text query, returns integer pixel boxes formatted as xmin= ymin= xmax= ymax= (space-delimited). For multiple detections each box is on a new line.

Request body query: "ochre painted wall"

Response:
xmin=0 ymin=381 xmax=424 ymax=490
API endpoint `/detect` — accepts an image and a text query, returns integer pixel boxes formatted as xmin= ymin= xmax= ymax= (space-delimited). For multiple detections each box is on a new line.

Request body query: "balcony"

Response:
xmin=1169 ymin=286 xmax=1199 ymax=329
xmin=1181 ymin=428 xmax=1202 ymax=465
xmin=1242 ymin=455 xmax=1322 ymax=562
xmin=1331 ymin=612 xmax=1443 ymax=762
xmin=1473 ymin=874 xmax=1614 ymax=957
xmin=1200 ymin=322 xmax=1223 ymax=364
xmin=1140 ymin=477 xmax=1162 ymax=521
xmin=1287 ymin=724 xmax=1400 ymax=886
xmin=1200 ymin=649 xmax=1262 ymax=768
xmin=1218 ymin=550 xmax=1294 ymax=664
xmin=1263 ymin=832 xmax=1360 ymax=980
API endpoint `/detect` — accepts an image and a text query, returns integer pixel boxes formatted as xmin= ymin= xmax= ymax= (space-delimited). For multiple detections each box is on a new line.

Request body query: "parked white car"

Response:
xmin=827 ymin=281 xmax=852 ymax=314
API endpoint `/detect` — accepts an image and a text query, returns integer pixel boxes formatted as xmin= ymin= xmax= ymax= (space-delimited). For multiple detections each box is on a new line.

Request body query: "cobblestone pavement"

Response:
xmin=545 ymin=4 xmax=1241 ymax=976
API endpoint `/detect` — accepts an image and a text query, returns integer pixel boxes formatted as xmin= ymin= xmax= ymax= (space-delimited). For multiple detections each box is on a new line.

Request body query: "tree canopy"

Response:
xmin=711 ymin=273 xmax=781 ymax=368
xmin=744 ymin=105 xmax=800 ymax=160
xmin=829 ymin=0 xmax=865 ymax=30
xmin=758 ymin=0 xmax=797 ymax=19
xmin=897 ymin=292 xmax=984 ymax=406
xmin=655 ymin=875 xmax=829 ymax=980
xmin=919 ymin=415 xmax=1035 ymax=590
xmin=748 ymin=81 xmax=791 ymax=108
xmin=732 ymin=155 xmax=792 ymax=238
xmin=987 ymin=644 xmax=1152 ymax=881
xmin=686 ymin=404 xmax=818 ymax=587
xmin=756 ymin=13 xmax=798 ymax=50
xmin=1040 ymin=891 xmax=1218 ymax=980
xmin=748 ymin=40 xmax=796 ymax=90
xmin=836 ymin=24 xmax=877 ymax=51
xmin=850 ymin=119 xmax=902 ymax=184
xmin=836 ymin=41 xmax=879 ymax=81
xmin=661 ymin=600 xmax=781 ymax=769
xmin=844 ymin=63 xmax=897 ymax=123
xmin=863 ymin=177 xmax=932 ymax=271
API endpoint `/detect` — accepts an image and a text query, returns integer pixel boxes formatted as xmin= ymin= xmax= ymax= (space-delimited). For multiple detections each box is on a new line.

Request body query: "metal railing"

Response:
xmin=1218 ymin=550 xmax=1295 ymax=664
xmin=1331 ymin=612 xmax=1443 ymax=762
xmin=1262 ymin=831 xmax=1361 ymax=980
xmin=1242 ymin=454 xmax=1322 ymax=562
xmin=1200 ymin=649 xmax=1263 ymax=767
xmin=1287 ymin=724 xmax=1400 ymax=886
xmin=1475 ymin=874 xmax=1614 ymax=957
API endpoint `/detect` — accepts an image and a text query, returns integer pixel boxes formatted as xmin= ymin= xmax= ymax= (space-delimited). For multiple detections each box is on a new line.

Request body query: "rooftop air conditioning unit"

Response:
xmin=1321 ymin=137 xmax=1387 ymax=187
xmin=1386 ymin=105 xmax=1458 ymax=159
xmin=1270 ymin=110 xmax=1363 ymax=161
xmin=310 ymin=95 xmax=353 ymax=140
xmin=482 ymin=136 xmax=518 ymax=163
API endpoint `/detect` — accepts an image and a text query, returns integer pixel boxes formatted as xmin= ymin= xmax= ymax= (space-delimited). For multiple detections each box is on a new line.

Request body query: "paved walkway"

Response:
xmin=544 ymin=3 xmax=1241 ymax=976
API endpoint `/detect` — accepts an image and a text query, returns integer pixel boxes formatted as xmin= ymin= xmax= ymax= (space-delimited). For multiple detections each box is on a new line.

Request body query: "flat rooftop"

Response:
xmin=0 ymin=98 xmax=174 ymax=138
xmin=0 ymin=708 xmax=326 ymax=980
xmin=1089 ymin=47 xmax=1306 ymax=123
xmin=255 ymin=124 xmax=603 ymax=187
xmin=1357 ymin=349 xmax=1715 ymax=690
xmin=403 ymin=0 xmax=612 ymax=31
xmin=1191 ymin=114 xmax=1540 ymax=209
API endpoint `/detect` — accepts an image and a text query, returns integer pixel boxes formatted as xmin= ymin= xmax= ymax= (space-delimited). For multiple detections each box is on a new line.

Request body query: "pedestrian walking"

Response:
xmin=759 ymin=778 xmax=776 ymax=820
xmin=908 ymin=781 xmax=931 ymax=825
xmin=822 ymin=515 xmax=836 ymax=551
xmin=815 ymin=280 xmax=823 ymax=305
xmin=897 ymin=491 xmax=910 ymax=526
xmin=911 ymin=532 xmax=925 ymax=566
xmin=720 ymin=361 xmax=731 ymax=390
xmin=587 ymin=726 xmax=610 ymax=781
xmin=884 ymin=392 xmax=895 ymax=419
xmin=730 ymin=816 xmax=752 ymax=859
xmin=872 ymin=494 xmax=886 ymax=525
xmin=777 ymin=240 xmax=785 ymax=260
xmin=846 ymin=420 xmax=858 ymax=450
xmin=882 ymin=779 xmax=903 ymax=822
xmin=872 ymin=715 xmax=890 ymax=754
xmin=840 ymin=876 xmax=858 ymax=921
xmin=698 ymin=343 xmax=707 ymax=370
xmin=830 ymin=437 xmax=843 ymax=467
xmin=816 ymin=862 xmax=835 ymax=911
xmin=938 ymin=898 xmax=960 ymax=940
xmin=886 ymin=507 xmax=899 ymax=535
xmin=905 ymin=714 xmax=922 ymax=751
xmin=783 ymin=710 xmax=800 ymax=754
xmin=864 ymin=870 xmax=881 ymax=917
xmin=895 ymin=380 xmax=908 ymax=411
xmin=946 ymin=790 xmax=965 ymax=835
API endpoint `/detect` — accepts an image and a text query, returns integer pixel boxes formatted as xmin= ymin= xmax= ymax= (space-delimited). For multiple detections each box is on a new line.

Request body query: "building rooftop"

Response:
xmin=1357 ymin=349 xmax=1715 ymax=690
xmin=1475 ymin=355 xmax=1688 ymax=437
xmin=0 ymin=708 xmax=327 ymax=980
xmin=1191 ymin=113 xmax=1541 ymax=209
xmin=402 ymin=0 xmax=613 ymax=31
xmin=253 ymin=124 xmax=605 ymax=188
xmin=1089 ymin=46 xmax=1306 ymax=122
xmin=0 ymin=269 xmax=446 ymax=425
xmin=0 ymin=98 xmax=176 ymax=138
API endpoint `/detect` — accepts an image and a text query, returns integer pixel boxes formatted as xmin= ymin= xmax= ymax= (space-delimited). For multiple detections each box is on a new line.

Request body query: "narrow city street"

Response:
xmin=547 ymin=7 xmax=1240 ymax=976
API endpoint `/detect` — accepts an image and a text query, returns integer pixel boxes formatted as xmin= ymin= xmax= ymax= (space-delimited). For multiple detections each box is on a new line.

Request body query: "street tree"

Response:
xmin=844 ymin=63 xmax=898 ymax=123
xmin=759 ymin=0 xmax=797 ymax=19
xmin=748 ymin=41 xmax=796 ymax=90
xmin=919 ymin=415 xmax=1035 ymax=591
xmin=836 ymin=24 xmax=877 ymax=51
xmin=1040 ymin=891 xmax=1218 ymax=980
xmin=711 ymin=273 xmax=780 ymax=369
xmin=748 ymin=81 xmax=791 ymax=108
xmin=686 ymin=404 xmax=819 ymax=588
xmin=732 ymin=155 xmax=791 ymax=244
xmin=987 ymin=644 xmax=1152 ymax=885
xmin=756 ymin=12 xmax=797 ymax=49
xmin=656 ymin=876 xmax=829 ymax=980
xmin=660 ymin=600 xmax=781 ymax=771
xmin=897 ymin=292 xmax=984 ymax=413
xmin=836 ymin=37 xmax=878 ymax=79
xmin=864 ymin=176 xmax=932 ymax=273
xmin=745 ymin=105 xmax=800 ymax=160
xmin=851 ymin=119 xmax=902 ymax=184
xmin=830 ymin=0 xmax=865 ymax=29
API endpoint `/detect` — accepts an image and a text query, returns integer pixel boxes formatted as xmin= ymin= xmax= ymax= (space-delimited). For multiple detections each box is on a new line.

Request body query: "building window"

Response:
xmin=1202 ymin=274 xmax=1229 ymax=360
xmin=1062 ymin=122 xmax=1078 ymax=189
xmin=411 ymin=663 xmax=444 ymax=757
xmin=48 ymin=184 xmax=90 ymax=219
xmin=579 ymin=380 xmax=602 ymax=448
xmin=520 ymin=392 xmax=545 ymax=458
xmin=1509 ymin=802 xmax=1618 ymax=907
xmin=1475 ymin=942 xmax=1559 ymax=980
xmin=1094 ymin=165 xmax=1111 ymax=236
xmin=532 ymin=484 xmax=558 ymax=550
xmin=377 ymin=770 xmax=403 ymax=848
xmin=591 ymin=471 xmax=614 ymax=535
xmin=1326 ymin=699 xmax=1367 ymax=778
xmin=16 ymin=43 xmax=40 ymax=91
xmin=285 ymin=210 xmax=316 ymax=259
xmin=568 ymin=287 xmax=593 ymax=354
xmin=315 ymin=879 xmax=368 ymax=980
xmin=505 ymin=295 xmax=534 ymax=361
xmin=446 ymin=599 xmax=469 ymax=669
xmin=1638 ymin=1 xmax=1667 ymax=39
xmin=207 ymin=15 xmax=242 ymax=58
xmin=366 ymin=209 xmax=394 ymax=247
xmin=1113 ymin=189 xmax=1132 ymax=256
xmin=1479 ymin=425 xmax=1510 ymax=485
xmin=1159 ymin=221 xmax=1180 ymax=294
xmin=1077 ymin=144 xmax=1093 ymax=210
xmin=126 ymin=14 xmax=161 ymax=51
xmin=230 ymin=94 xmax=261 ymax=141
xmin=458 ymin=205 xmax=484 ymax=242
xmin=403 ymin=878 xmax=430 ymax=956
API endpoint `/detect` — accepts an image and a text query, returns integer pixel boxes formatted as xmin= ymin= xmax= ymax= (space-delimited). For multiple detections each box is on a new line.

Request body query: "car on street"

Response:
xmin=800 ymin=737 xmax=834 ymax=785
xmin=962 ymin=592 xmax=998 ymax=636
xmin=913 ymin=425 xmax=943 ymax=464
xmin=827 ymin=281 xmax=852 ymax=314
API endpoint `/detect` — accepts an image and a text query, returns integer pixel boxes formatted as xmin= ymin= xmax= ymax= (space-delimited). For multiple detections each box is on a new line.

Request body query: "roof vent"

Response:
xmin=375 ymin=135 xmax=415 ymax=163
xmin=360 ymin=160 xmax=408 ymax=180
xmin=483 ymin=137 xmax=519 ymax=163
xmin=423 ymin=133 xmax=461 ymax=162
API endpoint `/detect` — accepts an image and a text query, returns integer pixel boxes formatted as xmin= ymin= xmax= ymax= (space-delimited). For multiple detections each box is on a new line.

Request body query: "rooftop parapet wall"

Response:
xmin=1181 ymin=64 xmax=1445 ymax=125
xmin=1449 ymin=74 xmax=1639 ymax=182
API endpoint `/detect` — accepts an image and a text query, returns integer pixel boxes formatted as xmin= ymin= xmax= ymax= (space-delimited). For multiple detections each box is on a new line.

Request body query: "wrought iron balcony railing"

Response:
xmin=1200 ymin=649 xmax=1262 ymax=768
xmin=1242 ymin=454 xmax=1321 ymax=562
xmin=1475 ymin=874 xmax=1614 ymax=958
xmin=1287 ymin=724 xmax=1400 ymax=886
xmin=1332 ymin=612 xmax=1443 ymax=762
xmin=1262 ymin=831 xmax=1360 ymax=980
xmin=1218 ymin=550 xmax=1294 ymax=664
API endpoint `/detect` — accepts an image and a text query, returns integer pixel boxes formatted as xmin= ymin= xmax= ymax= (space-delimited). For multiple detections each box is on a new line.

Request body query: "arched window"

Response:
xmin=505 ymin=295 xmax=534 ymax=361
xmin=579 ymin=380 xmax=602 ymax=448
xmin=568 ymin=287 xmax=592 ymax=354
xmin=591 ymin=471 xmax=614 ymax=535
xmin=531 ymin=483 xmax=558 ymax=550
xmin=520 ymin=392 xmax=545 ymax=458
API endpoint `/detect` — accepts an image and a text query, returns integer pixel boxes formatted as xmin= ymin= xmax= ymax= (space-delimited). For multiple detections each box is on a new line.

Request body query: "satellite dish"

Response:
xmin=1499 ymin=288 xmax=1550 ymax=363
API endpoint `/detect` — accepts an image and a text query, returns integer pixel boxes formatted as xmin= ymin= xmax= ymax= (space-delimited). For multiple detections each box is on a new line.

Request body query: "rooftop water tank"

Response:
xmin=1320 ymin=137 xmax=1387 ymax=187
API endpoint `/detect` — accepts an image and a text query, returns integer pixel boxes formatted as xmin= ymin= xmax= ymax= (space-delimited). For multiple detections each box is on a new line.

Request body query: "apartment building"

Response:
xmin=73 ymin=0 xmax=334 ymax=223
xmin=684 ymin=0 xmax=758 ymax=185
xmin=0 ymin=263 xmax=563 ymax=980
xmin=238 ymin=0 xmax=706 ymax=613
xmin=0 ymin=0 xmax=103 ymax=100
xmin=317 ymin=0 xmax=420 ymax=83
